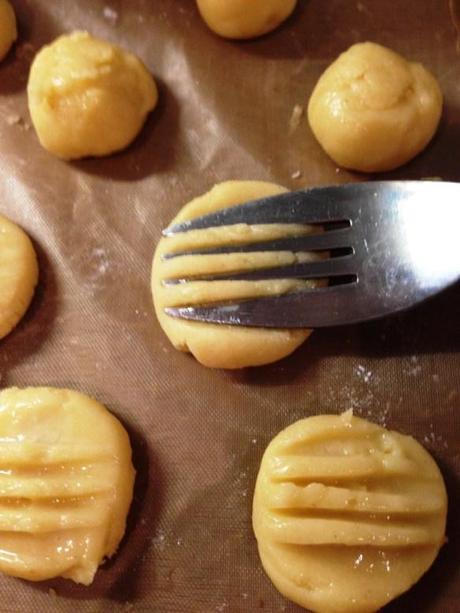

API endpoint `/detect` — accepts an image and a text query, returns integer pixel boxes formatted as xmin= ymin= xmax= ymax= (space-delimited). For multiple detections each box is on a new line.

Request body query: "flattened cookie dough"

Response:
xmin=196 ymin=0 xmax=297 ymax=39
xmin=27 ymin=31 xmax=158 ymax=159
xmin=253 ymin=411 xmax=447 ymax=612
xmin=0 ymin=387 xmax=135 ymax=585
xmin=152 ymin=181 xmax=323 ymax=369
xmin=308 ymin=42 xmax=443 ymax=172
xmin=0 ymin=214 xmax=38 ymax=340
xmin=0 ymin=0 xmax=17 ymax=62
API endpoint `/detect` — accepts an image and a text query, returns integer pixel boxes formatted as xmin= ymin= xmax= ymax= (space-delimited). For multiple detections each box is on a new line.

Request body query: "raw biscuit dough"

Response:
xmin=152 ymin=181 xmax=322 ymax=369
xmin=27 ymin=31 xmax=158 ymax=160
xmin=0 ymin=387 xmax=135 ymax=585
xmin=0 ymin=213 xmax=38 ymax=340
xmin=0 ymin=0 xmax=17 ymax=61
xmin=196 ymin=0 xmax=297 ymax=39
xmin=253 ymin=412 xmax=447 ymax=612
xmin=308 ymin=42 xmax=443 ymax=172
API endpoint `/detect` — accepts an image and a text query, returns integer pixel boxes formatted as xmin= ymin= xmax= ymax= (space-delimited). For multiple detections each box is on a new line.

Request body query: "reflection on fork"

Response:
xmin=161 ymin=182 xmax=460 ymax=328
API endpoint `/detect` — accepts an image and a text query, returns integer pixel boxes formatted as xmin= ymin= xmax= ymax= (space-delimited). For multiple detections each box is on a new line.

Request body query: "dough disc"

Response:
xmin=0 ymin=387 xmax=135 ymax=585
xmin=0 ymin=214 xmax=38 ymax=341
xmin=152 ymin=180 xmax=323 ymax=369
xmin=0 ymin=0 xmax=17 ymax=62
xmin=253 ymin=412 xmax=447 ymax=612
xmin=196 ymin=0 xmax=297 ymax=39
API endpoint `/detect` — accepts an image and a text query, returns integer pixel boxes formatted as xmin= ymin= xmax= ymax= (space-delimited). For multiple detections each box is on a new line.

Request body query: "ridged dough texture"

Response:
xmin=27 ymin=31 xmax=158 ymax=159
xmin=253 ymin=412 xmax=447 ymax=612
xmin=0 ymin=214 xmax=38 ymax=340
xmin=196 ymin=0 xmax=297 ymax=39
xmin=0 ymin=0 xmax=17 ymax=61
xmin=0 ymin=387 xmax=135 ymax=585
xmin=152 ymin=180 xmax=323 ymax=369
xmin=308 ymin=42 xmax=443 ymax=172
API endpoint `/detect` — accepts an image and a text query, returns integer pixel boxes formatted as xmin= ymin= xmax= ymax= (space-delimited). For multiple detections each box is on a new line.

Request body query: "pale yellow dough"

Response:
xmin=0 ymin=387 xmax=135 ymax=585
xmin=0 ymin=214 xmax=38 ymax=340
xmin=151 ymin=181 xmax=323 ymax=369
xmin=308 ymin=42 xmax=443 ymax=172
xmin=27 ymin=31 xmax=158 ymax=160
xmin=196 ymin=0 xmax=297 ymax=39
xmin=253 ymin=412 xmax=447 ymax=613
xmin=0 ymin=0 xmax=17 ymax=61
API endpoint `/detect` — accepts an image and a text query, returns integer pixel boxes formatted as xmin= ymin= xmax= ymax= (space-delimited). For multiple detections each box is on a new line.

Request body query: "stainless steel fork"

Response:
xmin=161 ymin=181 xmax=460 ymax=328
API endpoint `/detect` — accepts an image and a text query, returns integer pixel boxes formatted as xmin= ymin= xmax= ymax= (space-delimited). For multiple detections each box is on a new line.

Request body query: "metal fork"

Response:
xmin=161 ymin=181 xmax=460 ymax=327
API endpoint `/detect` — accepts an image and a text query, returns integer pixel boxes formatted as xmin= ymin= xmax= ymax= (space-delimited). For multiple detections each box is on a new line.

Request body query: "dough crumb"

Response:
xmin=6 ymin=113 xmax=21 ymax=125
xmin=103 ymin=6 xmax=119 ymax=24
xmin=5 ymin=114 xmax=30 ymax=130
xmin=289 ymin=104 xmax=304 ymax=134
xmin=340 ymin=408 xmax=354 ymax=424
xmin=15 ymin=42 xmax=35 ymax=62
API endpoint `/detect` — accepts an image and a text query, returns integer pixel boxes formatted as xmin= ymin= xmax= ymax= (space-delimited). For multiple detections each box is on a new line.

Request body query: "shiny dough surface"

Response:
xmin=0 ymin=213 xmax=38 ymax=341
xmin=308 ymin=42 xmax=443 ymax=172
xmin=196 ymin=0 xmax=297 ymax=39
xmin=0 ymin=0 xmax=17 ymax=61
xmin=0 ymin=387 xmax=135 ymax=585
xmin=253 ymin=412 xmax=447 ymax=612
xmin=27 ymin=31 xmax=158 ymax=160
xmin=152 ymin=180 xmax=324 ymax=369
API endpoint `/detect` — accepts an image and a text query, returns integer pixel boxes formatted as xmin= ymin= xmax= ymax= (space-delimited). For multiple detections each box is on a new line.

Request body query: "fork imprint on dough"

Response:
xmin=253 ymin=412 xmax=447 ymax=612
xmin=0 ymin=387 xmax=135 ymax=585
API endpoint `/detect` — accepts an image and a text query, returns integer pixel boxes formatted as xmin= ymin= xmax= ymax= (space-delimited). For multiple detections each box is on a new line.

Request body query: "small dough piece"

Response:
xmin=0 ymin=387 xmax=135 ymax=585
xmin=27 ymin=31 xmax=158 ymax=160
xmin=253 ymin=412 xmax=447 ymax=612
xmin=0 ymin=0 xmax=17 ymax=62
xmin=196 ymin=0 xmax=297 ymax=39
xmin=0 ymin=213 xmax=38 ymax=340
xmin=308 ymin=42 xmax=443 ymax=172
xmin=152 ymin=180 xmax=323 ymax=369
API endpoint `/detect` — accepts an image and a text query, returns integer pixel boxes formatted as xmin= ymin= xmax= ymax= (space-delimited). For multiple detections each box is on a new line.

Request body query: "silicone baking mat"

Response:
xmin=0 ymin=0 xmax=459 ymax=611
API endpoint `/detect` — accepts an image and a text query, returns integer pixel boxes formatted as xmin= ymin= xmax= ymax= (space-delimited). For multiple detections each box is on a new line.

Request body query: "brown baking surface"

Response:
xmin=0 ymin=0 xmax=459 ymax=611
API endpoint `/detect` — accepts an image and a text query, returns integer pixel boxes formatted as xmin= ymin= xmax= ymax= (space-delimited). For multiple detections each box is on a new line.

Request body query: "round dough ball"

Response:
xmin=253 ymin=411 xmax=447 ymax=612
xmin=307 ymin=42 xmax=443 ymax=172
xmin=0 ymin=213 xmax=38 ymax=340
xmin=27 ymin=31 xmax=158 ymax=160
xmin=152 ymin=180 xmax=323 ymax=369
xmin=196 ymin=0 xmax=297 ymax=39
xmin=0 ymin=0 xmax=17 ymax=61
xmin=0 ymin=387 xmax=135 ymax=585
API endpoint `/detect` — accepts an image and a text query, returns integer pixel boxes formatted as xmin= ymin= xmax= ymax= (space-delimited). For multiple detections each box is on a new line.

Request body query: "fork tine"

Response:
xmin=163 ymin=255 xmax=356 ymax=284
xmin=162 ymin=227 xmax=353 ymax=259
xmin=164 ymin=284 xmax=360 ymax=328
xmin=163 ymin=185 xmax=356 ymax=236
xmin=160 ymin=181 xmax=460 ymax=328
